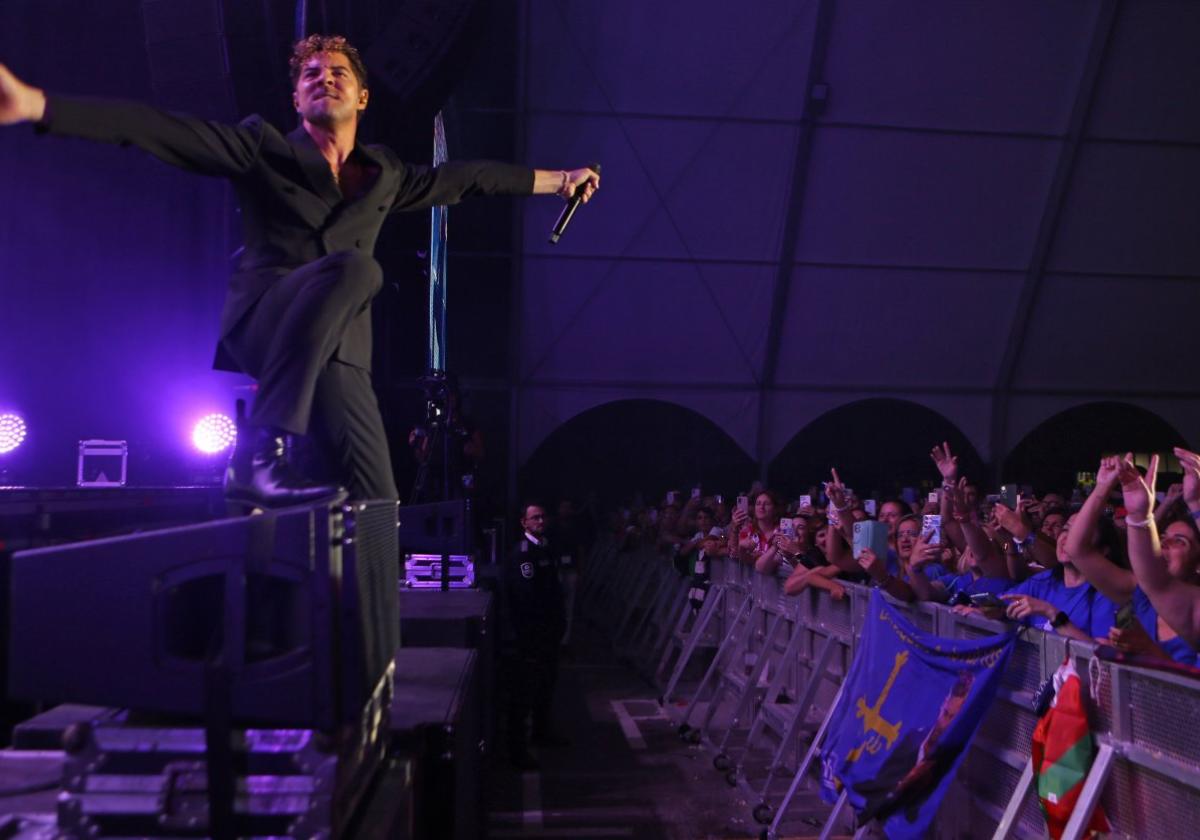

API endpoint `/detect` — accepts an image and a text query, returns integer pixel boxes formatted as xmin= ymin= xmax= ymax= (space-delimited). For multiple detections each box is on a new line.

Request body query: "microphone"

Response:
xmin=549 ymin=162 xmax=600 ymax=244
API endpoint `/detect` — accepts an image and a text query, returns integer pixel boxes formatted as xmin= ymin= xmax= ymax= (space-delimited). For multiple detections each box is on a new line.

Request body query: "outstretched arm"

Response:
xmin=532 ymin=167 xmax=600 ymax=201
xmin=392 ymin=161 xmax=600 ymax=213
xmin=2 ymin=63 xmax=261 ymax=177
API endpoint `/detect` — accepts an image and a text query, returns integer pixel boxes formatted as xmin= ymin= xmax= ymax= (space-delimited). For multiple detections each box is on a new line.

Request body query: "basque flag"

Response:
xmin=820 ymin=590 xmax=1015 ymax=839
xmin=1032 ymin=660 xmax=1109 ymax=839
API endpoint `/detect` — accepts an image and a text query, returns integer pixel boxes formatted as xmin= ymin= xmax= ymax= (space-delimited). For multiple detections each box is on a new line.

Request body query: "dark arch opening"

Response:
xmin=1003 ymin=401 xmax=1189 ymax=493
xmin=520 ymin=399 xmax=756 ymax=510
xmin=768 ymin=398 xmax=985 ymax=499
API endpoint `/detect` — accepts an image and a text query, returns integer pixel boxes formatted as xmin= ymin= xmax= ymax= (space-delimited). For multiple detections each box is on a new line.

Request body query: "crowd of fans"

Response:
xmin=604 ymin=443 xmax=1200 ymax=668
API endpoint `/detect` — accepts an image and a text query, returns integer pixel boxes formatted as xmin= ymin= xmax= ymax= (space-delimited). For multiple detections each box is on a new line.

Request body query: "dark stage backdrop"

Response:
xmin=1 ymin=1 xmax=238 ymax=484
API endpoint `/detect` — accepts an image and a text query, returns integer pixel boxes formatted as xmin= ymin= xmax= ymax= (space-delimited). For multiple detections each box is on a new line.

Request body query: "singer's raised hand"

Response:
xmin=0 ymin=63 xmax=47 ymax=125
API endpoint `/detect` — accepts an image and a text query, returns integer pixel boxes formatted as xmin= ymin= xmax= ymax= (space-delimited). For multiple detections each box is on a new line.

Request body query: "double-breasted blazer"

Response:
xmin=36 ymin=95 xmax=534 ymax=371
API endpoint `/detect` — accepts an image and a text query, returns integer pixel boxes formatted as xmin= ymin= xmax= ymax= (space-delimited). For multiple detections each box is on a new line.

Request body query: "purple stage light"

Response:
xmin=191 ymin=413 xmax=237 ymax=454
xmin=0 ymin=413 xmax=27 ymax=454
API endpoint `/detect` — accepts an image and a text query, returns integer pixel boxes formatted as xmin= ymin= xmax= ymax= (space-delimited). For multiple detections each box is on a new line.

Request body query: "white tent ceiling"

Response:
xmin=509 ymin=0 xmax=1200 ymax=468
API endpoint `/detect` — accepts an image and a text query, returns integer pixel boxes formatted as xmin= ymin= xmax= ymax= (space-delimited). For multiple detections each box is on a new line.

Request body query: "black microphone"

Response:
xmin=549 ymin=162 xmax=600 ymax=244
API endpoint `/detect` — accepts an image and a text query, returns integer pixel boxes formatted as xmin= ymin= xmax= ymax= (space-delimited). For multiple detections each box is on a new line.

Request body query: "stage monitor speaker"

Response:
xmin=397 ymin=498 xmax=474 ymax=555
xmin=6 ymin=499 xmax=399 ymax=730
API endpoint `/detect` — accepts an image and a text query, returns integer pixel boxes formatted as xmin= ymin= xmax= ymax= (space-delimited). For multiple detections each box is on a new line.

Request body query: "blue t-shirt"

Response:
xmin=1090 ymin=591 xmax=1119 ymax=640
xmin=897 ymin=561 xmax=949 ymax=584
xmin=1005 ymin=570 xmax=1096 ymax=634
xmin=885 ymin=548 xmax=900 ymax=576
xmin=938 ymin=571 xmax=1011 ymax=599
xmin=1129 ymin=587 xmax=1200 ymax=667
xmin=921 ymin=562 xmax=950 ymax=581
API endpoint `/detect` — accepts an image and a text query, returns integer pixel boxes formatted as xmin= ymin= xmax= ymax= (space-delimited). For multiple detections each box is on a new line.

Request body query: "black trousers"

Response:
xmin=222 ymin=250 xmax=398 ymax=501
xmin=508 ymin=642 xmax=559 ymax=754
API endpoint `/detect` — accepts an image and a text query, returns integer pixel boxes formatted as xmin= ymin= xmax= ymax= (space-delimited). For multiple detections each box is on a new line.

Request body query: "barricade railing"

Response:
xmin=579 ymin=545 xmax=1200 ymax=839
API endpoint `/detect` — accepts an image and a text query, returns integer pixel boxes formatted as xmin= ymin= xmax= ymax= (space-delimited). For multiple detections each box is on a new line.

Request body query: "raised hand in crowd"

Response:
xmin=1063 ymin=455 xmax=1139 ymax=601
xmin=931 ymin=441 xmax=958 ymax=484
xmin=857 ymin=547 xmax=887 ymax=582
xmin=949 ymin=477 xmax=1007 ymax=579
xmin=992 ymin=496 xmax=1031 ymax=541
xmin=946 ymin=477 xmax=973 ymax=522
xmin=982 ymin=506 xmax=1008 ymax=545
xmin=1018 ymin=495 xmax=1041 ymax=526
xmin=824 ymin=468 xmax=855 ymax=540
xmin=1025 ymin=497 xmax=1046 ymax=524
xmin=858 ymin=547 xmax=916 ymax=602
xmin=929 ymin=443 xmax=964 ymax=537
xmin=772 ymin=531 xmax=802 ymax=559
xmin=993 ymin=494 xmax=1057 ymax=575
xmin=731 ymin=504 xmax=749 ymax=531
xmin=904 ymin=530 xmax=942 ymax=602
xmin=909 ymin=530 xmax=942 ymax=571
xmin=728 ymin=501 xmax=757 ymax=564
xmin=1176 ymin=446 xmax=1200 ymax=514
xmin=821 ymin=468 xmax=859 ymax=576
xmin=1119 ymin=453 xmax=1200 ymax=647
xmin=1155 ymin=481 xmax=1185 ymax=526
xmin=1118 ymin=452 xmax=1156 ymax=523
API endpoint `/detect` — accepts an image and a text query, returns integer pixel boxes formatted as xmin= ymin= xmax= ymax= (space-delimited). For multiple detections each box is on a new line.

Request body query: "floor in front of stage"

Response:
xmin=484 ymin=622 xmax=851 ymax=840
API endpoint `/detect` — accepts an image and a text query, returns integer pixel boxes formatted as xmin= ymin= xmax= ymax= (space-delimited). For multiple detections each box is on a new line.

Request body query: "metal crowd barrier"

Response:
xmin=579 ymin=544 xmax=1200 ymax=840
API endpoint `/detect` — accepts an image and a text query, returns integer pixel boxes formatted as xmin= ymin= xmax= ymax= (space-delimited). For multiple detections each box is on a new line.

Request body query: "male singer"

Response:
xmin=0 ymin=34 xmax=598 ymax=506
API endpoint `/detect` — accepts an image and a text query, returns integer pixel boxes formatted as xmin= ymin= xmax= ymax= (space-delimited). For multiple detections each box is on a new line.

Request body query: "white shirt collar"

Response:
xmin=525 ymin=531 xmax=543 ymax=546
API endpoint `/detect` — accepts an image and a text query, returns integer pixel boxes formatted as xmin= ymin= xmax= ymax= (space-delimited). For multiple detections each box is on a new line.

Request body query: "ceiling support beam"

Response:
xmin=755 ymin=0 xmax=837 ymax=481
xmin=989 ymin=0 xmax=1121 ymax=483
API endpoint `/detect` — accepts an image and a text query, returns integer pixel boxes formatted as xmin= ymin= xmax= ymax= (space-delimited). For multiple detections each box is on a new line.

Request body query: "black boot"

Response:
xmin=224 ymin=425 xmax=343 ymax=509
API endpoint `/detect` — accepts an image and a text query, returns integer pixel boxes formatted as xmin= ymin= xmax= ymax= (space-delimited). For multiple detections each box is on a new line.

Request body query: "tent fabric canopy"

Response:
xmin=510 ymin=0 xmax=1200 ymax=468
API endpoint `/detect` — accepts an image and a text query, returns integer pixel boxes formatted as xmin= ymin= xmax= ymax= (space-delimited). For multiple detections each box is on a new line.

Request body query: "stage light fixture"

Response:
xmin=191 ymin=413 xmax=236 ymax=454
xmin=0 ymin=413 xmax=27 ymax=454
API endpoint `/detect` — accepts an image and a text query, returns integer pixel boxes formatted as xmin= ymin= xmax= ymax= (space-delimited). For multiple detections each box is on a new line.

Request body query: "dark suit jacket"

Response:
xmin=35 ymin=95 xmax=535 ymax=371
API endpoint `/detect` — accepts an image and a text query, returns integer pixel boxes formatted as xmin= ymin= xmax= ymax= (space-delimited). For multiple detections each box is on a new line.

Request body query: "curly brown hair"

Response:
xmin=288 ymin=34 xmax=368 ymax=89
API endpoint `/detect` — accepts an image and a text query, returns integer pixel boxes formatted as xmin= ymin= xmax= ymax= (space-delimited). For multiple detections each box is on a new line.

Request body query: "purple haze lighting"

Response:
xmin=0 ymin=413 xmax=27 ymax=454
xmin=191 ymin=413 xmax=237 ymax=454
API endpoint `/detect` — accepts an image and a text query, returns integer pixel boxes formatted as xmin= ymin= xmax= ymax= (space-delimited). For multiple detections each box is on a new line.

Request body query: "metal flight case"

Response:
xmin=55 ymin=685 xmax=390 ymax=839
xmin=6 ymin=496 xmax=402 ymax=838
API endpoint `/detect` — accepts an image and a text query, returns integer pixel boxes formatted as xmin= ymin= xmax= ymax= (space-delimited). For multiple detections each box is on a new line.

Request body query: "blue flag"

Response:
xmin=820 ymin=591 xmax=1015 ymax=839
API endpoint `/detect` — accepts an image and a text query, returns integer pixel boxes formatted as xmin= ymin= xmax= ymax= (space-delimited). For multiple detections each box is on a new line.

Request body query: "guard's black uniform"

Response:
xmin=503 ymin=534 xmax=566 ymax=757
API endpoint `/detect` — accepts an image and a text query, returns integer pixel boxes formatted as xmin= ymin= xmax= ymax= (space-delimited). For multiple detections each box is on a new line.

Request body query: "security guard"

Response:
xmin=503 ymin=502 xmax=567 ymax=770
